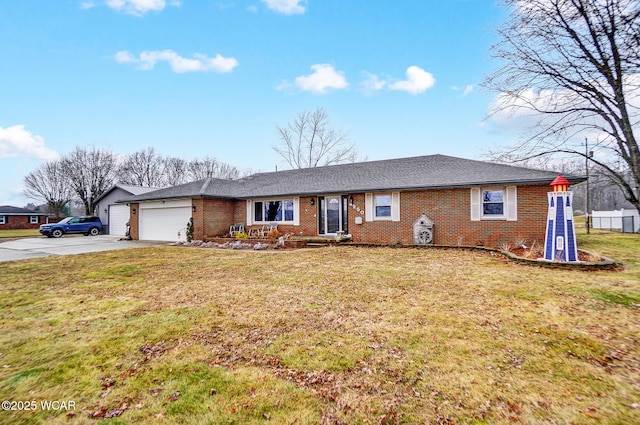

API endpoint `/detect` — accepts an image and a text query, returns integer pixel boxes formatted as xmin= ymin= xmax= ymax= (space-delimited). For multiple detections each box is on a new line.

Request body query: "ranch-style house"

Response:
xmin=119 ymin=154 xmax=584 ymax=247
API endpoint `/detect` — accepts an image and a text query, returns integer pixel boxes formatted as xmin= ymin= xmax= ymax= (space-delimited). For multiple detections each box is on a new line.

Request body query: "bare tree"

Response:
xmin=23 ymin=160 xmax=73 ymax=219
xmin=119 ymin=147 xmax=166 ymax=187
xmin=61 ymin=146 xmax=117 ymax=215
xmin=484 ymin=0 xmax=640 ymax=214
xmin=187 ymin=156 xmax=240 ymax=180
xmin=163 ymin=156 xmax=189 ymax=186
xmin=273 ymin=108 xmax=360 ymax=169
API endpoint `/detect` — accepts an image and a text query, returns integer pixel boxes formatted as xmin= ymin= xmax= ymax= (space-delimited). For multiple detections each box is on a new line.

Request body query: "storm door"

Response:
xmin=318 ymin=195 xmax=348 ymax=235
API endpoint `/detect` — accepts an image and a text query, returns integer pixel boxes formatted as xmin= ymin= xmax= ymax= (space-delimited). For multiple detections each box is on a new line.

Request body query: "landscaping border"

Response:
xmin=486 ymin=247 xmax=619 ymax=271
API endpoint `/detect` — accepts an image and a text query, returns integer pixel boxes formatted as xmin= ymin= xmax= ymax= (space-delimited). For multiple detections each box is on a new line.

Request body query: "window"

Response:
xmin=252 ymin=199 xmax=295 ymax=223
xmin=284 ymin=200 xmax=294 ymax=221
xmin=365 ymin=192 xmax=400 ymax=222
xmin=29 ymin=216 xmax=39 ymax=224
xmin=470 ymin=186 xmax=517 ymax=221
xmin=374 ymin=194 xmax=392 ymax=218
xmin=254 ymin=202 xmax=263 ymax=222
xmin=0 ymin=216 xmax=5 ymax=225
xmin=483 ymin=190 xmax=504 ymax=216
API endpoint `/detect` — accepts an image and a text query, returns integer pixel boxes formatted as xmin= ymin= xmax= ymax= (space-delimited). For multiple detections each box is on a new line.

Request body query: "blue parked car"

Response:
xmin=40 ymin=216 xmax=103 ymax=238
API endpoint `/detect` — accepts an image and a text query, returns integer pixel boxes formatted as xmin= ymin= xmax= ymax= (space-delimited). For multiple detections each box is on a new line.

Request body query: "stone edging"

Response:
xmin=486 ymin=247 xmax=619 ymax=271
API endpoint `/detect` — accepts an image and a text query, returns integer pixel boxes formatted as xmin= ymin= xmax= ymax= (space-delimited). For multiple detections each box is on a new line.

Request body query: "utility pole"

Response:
xmin=585 ymin=138 xmax=593 ymax=234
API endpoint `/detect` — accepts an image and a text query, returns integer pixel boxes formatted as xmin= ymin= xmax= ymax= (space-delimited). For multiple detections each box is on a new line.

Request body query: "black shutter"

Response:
xmin=318 ymin=197 xmax=325 ymax=235
xmin=342 ymin=195 xmax=348 ymax=234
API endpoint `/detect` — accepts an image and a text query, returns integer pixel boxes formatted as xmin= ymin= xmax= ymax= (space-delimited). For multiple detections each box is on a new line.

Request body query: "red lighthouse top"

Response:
xmin=550 ymin=174 xmax=570 ymax=192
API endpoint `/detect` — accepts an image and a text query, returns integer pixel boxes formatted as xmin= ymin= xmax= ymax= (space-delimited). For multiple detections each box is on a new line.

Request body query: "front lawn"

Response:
xmin=0 ymin=229 xmax=40 ymax=239
xmin=0 ymin=231 xmax=638 ymax=424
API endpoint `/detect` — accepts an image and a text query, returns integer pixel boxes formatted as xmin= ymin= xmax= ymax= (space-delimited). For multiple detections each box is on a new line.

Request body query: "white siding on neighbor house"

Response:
xmin=592 ymin=209 xmax=640 ymax=232
xmin=139 ymin=199 xmax=192 ymax=242
xmin=108 ymin=204 xmax=130 ymax=236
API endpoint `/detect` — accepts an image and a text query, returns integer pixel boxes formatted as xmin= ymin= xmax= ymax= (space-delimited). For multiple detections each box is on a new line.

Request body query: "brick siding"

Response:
xmin=0 ymin=215 xmax=45 ymax=230
xmin=132 ymin=184 xmax=552 ymax=248
xmin=344 ymin=185 xmax=549 ymax=247
xmin=129 ymin=203 xmax=139 ymax=240
xmin=193 ymin=198 xmax=235 ymax=240
xmin=193 ymin=185 xmax=550 ymax=247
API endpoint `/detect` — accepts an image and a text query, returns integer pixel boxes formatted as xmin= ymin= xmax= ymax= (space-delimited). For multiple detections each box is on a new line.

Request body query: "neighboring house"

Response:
xmin=95 ymin=184 xmax=158 ymax=236
xmin=0 ymin=206 xmax=49 ymax=230
xmin=120 ymin=154 xmax=585 ymax=246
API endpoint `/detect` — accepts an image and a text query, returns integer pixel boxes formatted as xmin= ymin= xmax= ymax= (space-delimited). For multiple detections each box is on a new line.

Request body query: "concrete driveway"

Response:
xmin=0 ymin=235 xmax=168 ymax=262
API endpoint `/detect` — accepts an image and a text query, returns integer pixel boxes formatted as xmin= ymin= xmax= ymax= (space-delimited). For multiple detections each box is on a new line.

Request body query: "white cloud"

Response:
xmin=485 ymin=83 xmax=638 ymax=145
xmin=360 ymin=72 xmax=386 ymax=95
xmin=80 ymin=1 xmax=96 ymax=9
xmin=452 ymin=84 xmax=474 ymax=96
xmin=114 ymin=50 xmax=136 ymax=63
xmin=279 ymin=64 xmax=348 ymax=94
xmin=115 ymin=50 xmax=238 ymax=73
xmin=105 ymin=0 xmax=180 ymax=16
xmin=215 ymin=2 xmax=234 ymax=10
xmin=388 ymin=66 xmax=436 ymax=95
xmin=261 ymin=0 xmax=306 ymax=15
xmin=0 ymin=125 xmax=59 ymax=161
xmin=280 ymin=64 xmax=439 ymax=96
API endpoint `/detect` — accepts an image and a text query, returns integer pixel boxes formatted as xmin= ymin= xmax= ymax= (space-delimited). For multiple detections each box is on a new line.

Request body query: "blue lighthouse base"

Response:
xmin=544 ymin=191 xmax=578 ymax=262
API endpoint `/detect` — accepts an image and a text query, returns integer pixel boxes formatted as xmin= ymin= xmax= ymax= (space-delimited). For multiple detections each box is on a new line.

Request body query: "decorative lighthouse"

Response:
xmin=544 ymin=174 xmax=579 ymax=262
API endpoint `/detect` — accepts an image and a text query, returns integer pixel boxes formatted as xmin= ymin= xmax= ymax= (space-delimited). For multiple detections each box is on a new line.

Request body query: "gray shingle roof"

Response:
xmin=95 ymin=184 xmax=160 ymax=204
xmin=0 ymin=205 xmax=47 ymax=215
xmin=122 ymin=154 xmax=585 ymax=202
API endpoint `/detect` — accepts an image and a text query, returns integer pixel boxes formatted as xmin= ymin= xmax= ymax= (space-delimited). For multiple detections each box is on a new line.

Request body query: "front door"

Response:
xmin=318 ymin=195 xmax=348 ymax=235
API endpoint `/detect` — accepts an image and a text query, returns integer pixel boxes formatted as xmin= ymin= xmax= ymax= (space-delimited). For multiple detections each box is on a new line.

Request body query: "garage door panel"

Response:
xmin=140 ymin=207 xmax=191 ymax=242
xmin=108 ymin=204 xmax=130 ymax=236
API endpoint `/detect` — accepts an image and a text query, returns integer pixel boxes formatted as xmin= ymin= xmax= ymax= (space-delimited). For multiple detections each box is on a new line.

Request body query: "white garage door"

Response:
xmin=108 ymin=204 xmax=130 ymax=236
xmin=139 ymin=200 xmax=192 ymax=242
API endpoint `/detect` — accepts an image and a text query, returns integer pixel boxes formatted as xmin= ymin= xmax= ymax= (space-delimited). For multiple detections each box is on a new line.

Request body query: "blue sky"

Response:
xmin=0 ymin=0 xmax=515 ymax=206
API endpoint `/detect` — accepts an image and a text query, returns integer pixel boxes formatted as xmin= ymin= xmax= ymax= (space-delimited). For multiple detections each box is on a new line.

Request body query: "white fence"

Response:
xmin=591 ymin=209 xmax=639 ymax=233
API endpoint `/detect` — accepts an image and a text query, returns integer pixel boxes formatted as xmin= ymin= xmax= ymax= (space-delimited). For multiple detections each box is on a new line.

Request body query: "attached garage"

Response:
xmin=139 ymin=199 xmax=192 ymax=242
xmin=95 ymin=184 xmax=158 ymax=236
xmin=108 ymin=204 xmax=131 ymax=237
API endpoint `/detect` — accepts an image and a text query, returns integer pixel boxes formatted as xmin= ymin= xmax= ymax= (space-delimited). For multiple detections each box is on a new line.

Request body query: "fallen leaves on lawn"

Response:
xmin=140 ymin=341 xmax=169 ymax=361
xmin=88 ymin=401 xmax=129 ymax=419
xmin=4 ymin=244 xmax=639 ymax=424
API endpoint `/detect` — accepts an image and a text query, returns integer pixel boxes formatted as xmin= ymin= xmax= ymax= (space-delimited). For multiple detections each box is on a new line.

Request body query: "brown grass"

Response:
xmin=0 ymin=234 xmax=639 ymax=424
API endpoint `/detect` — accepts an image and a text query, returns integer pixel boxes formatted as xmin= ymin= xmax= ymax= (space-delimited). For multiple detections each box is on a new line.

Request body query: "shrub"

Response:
xmin=186 ymin=217 xmax=194 ymax=242
xmin=267 ymin=229 xmax=282 ymax=240
xmin=513 ymin=236 xmax=528 ymax=248
xmin=235 ymin=231 xmax=249 ymax=239
xmin=499 ymin=242 xmax=512 ymax=252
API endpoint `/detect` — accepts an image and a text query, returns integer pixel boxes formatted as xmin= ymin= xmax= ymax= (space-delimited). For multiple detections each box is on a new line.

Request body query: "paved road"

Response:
xmin=0 ymin=235 xmax=168 ymax=262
